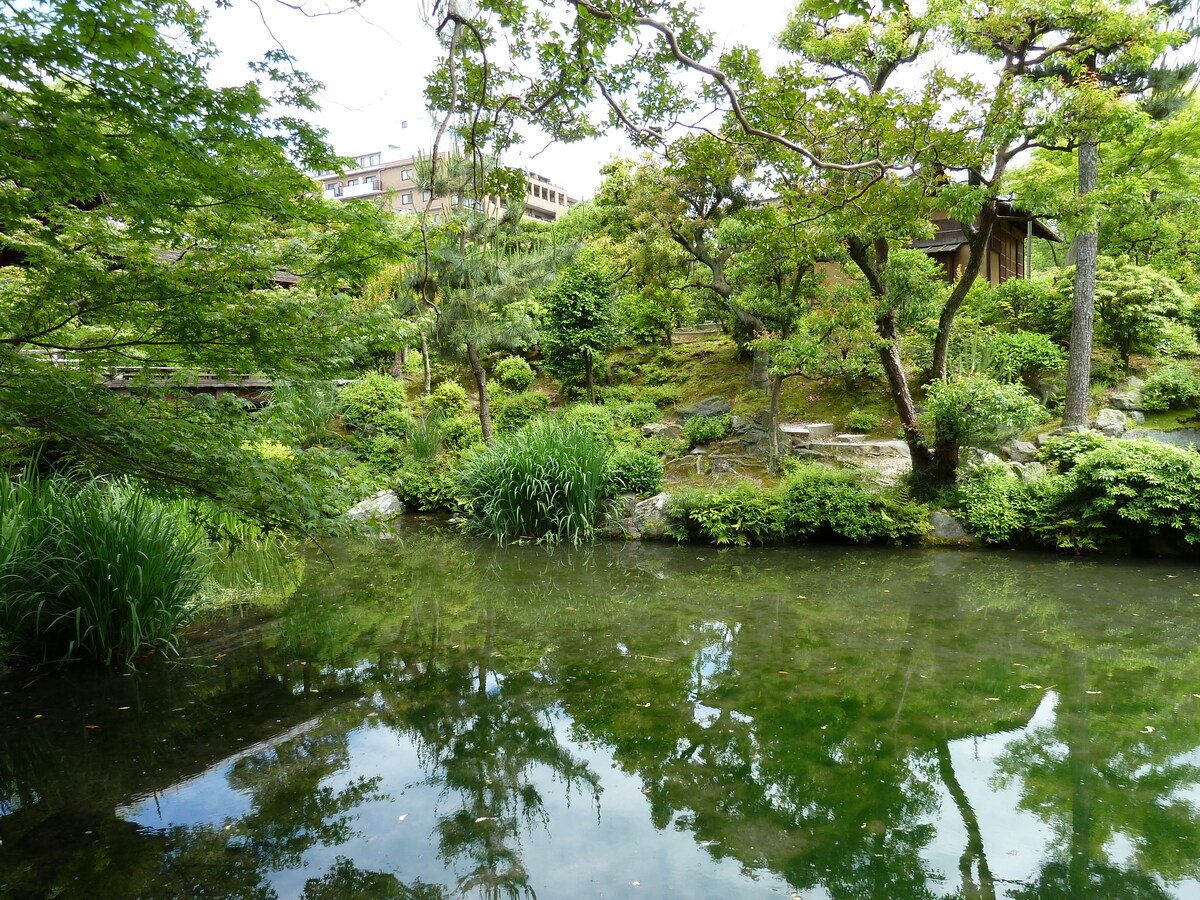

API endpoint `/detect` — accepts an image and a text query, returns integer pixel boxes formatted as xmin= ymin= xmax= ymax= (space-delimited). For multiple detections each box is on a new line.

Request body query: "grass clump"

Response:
xmin=457 ymin=419 xmax=609 ymax=544
xmin=0 ymin=474 xmax=206 ymax=666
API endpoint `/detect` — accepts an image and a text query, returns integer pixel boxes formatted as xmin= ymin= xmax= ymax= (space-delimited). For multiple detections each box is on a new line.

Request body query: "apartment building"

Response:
xmin=314 ymin=151 xmax=577 ymax=223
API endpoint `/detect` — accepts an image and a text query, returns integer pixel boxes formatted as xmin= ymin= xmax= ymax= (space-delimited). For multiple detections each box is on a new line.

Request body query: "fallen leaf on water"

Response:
xmin=1141 ymin=726 xmax=1156 ymax=734
xmin=777 ymin=671 xmax=789 ymax=675
xmin=397 ymin=815 xmax=408 ymax=822
xmin=638 ymin=702 xmax=651 ymax=707
xmin=795 ymin=595 xmax=808 ymax=600
xmin=474 ymin=817 xmax=495 ymax=823
xmin=118 ymin=706 xmax=130 ymax=710
xmin=630 ymin=882 xmax=641 ymax=887
xmin=1012 ymin=663 xmax=1028 ymax=668
xmin=33 ymin=714 xmax=43 ymax=719
xmin=699 ymin=840 xmax=721 ymax=847
xmin=986 ymin=697 xmax=1000 ymax=702
xmin=84 ymin=725 xmax=99 ymax=729
xmin=1019 ymin=684 xmax=1043 ymax=690
xmin=1085 ymin=690 xmax=1102 ymax=695
xmin=564 ymin=607 xmax=576 ymax=611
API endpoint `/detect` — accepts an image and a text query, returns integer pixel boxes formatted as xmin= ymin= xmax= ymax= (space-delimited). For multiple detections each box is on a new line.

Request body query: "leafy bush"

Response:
xmin=424 ymin=381 xmax=471 ymax=418
xmin=558 ymin=403 xmax=617 ymax=445
xmin=259 ymin=381 xmax=340 ymax=448
xmin=614 ymin=401 xmax=660 ymax=428
xmin=492 ymin=356 xmax=535 ymax=392
xmin=492 ymin=391 xmax=550 ymax=433
xmin=392 ymin=465 xmax=459 ymax=512
xmin=669 ymin=466 xmax=928 ymax=546
xmin=456 ymin=419 xmax=609 ymax=544
xmin=439 ymin=415 xmax=485 ymax=453
xmin=0 ymin=474 xmax=205 ymax=666
xmin=640 ymin=384 xmax=683 ymax=408
xmin=374 ymin=407 xmax=414 ymax=438
xmin=986 ymin=331 xmax=1067 ymax=384
xmin=339 ymin=373 xmax=409 ymax=432
xmin=777 ymin=464 xmax=929 ymax=542
xmin=923 ymin=375 xmax=1048 ymax=450
xmin=1141 ymin=364 xmax=1200 ymax=411
xmin=960 ymin=435 xmax=1200 ymax=553
xmin=682 ymin=413 xmax=732 ymax=447
xmin=604 ymin=447 xmax=664 ymax=496
xmin=844 ymin=408 xmax=883 ymax=433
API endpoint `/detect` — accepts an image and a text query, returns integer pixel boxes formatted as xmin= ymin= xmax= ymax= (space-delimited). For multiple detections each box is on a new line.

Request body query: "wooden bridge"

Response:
xmin=102 ymin=367 xmax=273 ymax=404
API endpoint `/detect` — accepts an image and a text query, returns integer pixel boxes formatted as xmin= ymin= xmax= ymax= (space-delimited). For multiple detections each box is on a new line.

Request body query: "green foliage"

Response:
xmin=961 ymin=435 xmax=1200 ymax=552
xmin=844 ymin=408 xmax=883 ymax=433
xmin=614 ymin=401 xmax=661 ymax=428
xmin=639 ymin=384 xmax=684 ymax=408
xmin=339 ymin=374 xmax=411 ymax=433
xmin=542 ymin=255 xmax=618 ymax=398
xmin=603 ymin=448 xmax=664 ymax=497
xmin=439 ymin=415 xmax=485 ymax=453
xmin=682 ymin=414 xmax=732 ymax=447
xmin=923 ymin=376 xmax=1048 ymax=450
xmin=456 ymin=419 xmax=610 ymax=544
xmin=1091 ymin=258 xmax=1195 ymax=364
xmin=259 ymin=382 xmax=341 ymax=449
xmin=670 ymin=466 xmax=928 ymax=546
xmin=492 ymin=355 xmax=536 ymax=392
xmin=423 ymin=381 xmax=471 ymax=418
xmin=0 ymin=474 xmax=205 ymax=666
xmin=557 ymin=403 xmax=618 ymax=445
xmin=392 ymin=465 xmax=459 ymax=512
xmin=1141 ymin=363 xmax=1200 ymax=410
xmin=492 ymin=391 xmax=550 ymax=433
xmin=985 ymin=331 xmax=1068 ymax=384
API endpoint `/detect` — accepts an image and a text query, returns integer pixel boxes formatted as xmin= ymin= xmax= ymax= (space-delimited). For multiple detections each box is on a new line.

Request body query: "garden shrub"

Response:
xmin=492 ymin=391 xmax=550 ymax=433
xmin=597 ymin=384 xmax=637 ymax=404
xmin=339 ymin=372 xmax=409 ymax=432
xmin=777 ymin=464 xmax=929 ymax=543
xmin=669 ymin=484 xmax=783 ymax=546
xmin=682 ymin=413 xmax=732 ymax=447
xmin=492 ymin=356 xmax=535 ymax=392
xmin=923 ymin=375 xmax=1048 ymax=451
xmin=374 ymin=407 xmax=414 ymax=438
xmin=456 ymin=419 xmax=609 ymax=544
xmin=614 ymin=401 xmax=660 ymax=428
xmin=640 ymin=384 xmax=683 ymax=408
xmin=985 ymin=331 xmax=1067 ymax=384
xmin=1141 ymin=363 xmax=1200 ymax=411
xmin=604 ymin=447 xmax=664 ymax=496
xmin=558 ymin=403 xmax=617 ymax=445
xmin=392 ymin=465 xmax=459 ymax=512
xmin=439 ymin=415 xmax=485 ymax=453
xmin=0 ymin=474 xmax=205 ymax=666
xmin=424 ymin=381 xmax=471 ymax=418
xmin=959 ymin=435 xmax=1200 ymax=553
xmin=844 ymin=408 xmax=883 ymax=433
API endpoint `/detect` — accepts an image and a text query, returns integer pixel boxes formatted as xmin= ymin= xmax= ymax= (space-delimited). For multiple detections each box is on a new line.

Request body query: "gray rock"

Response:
xmin=1031 ymin=376 xmax=1067 ymax=405
xmin=642 ymin=422 xmax=682 ymax=440
xmin=928 ymin=511 xmax=969 ymax=541
xmin=678 ymin=396 xmax=731 ymax=420
xmin=730 ymin=415 xmax=754 ymax=435
xmin=1001 ymin=440 xmax=1038 ymax=463
xmin=1109 ymin=390 xmax=1144 ymax=411
xmin=834 ymin=433 xmax=868 ymax=443
xmin=1122 ymin=376 xmax=1146 ymax=391
xmin=1061 ymin=424 xmax=1089 ymax=434
xmin=630 ymin=492 xmax=672 ymax=540
xmin=1094 ymin=408 xmax=1127 ymax=431
xmin=346 ymin=490 xmax=405 ymax=522
xmin=1129 ymin=411 xmax=1146 ymax=425
xmin=1122 ymin=428 xmax=1200 ymax=450
xmin=962 ymin=448 xmax=1002 ymax=468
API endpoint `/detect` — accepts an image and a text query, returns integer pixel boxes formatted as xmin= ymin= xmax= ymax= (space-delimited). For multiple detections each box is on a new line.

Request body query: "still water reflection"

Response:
xmin=4 ymin=529 xmax=1200 ymax=899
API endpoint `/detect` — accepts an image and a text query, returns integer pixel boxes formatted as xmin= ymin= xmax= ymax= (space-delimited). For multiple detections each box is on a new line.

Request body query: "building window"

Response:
xmin=422 ymin=190 xmax=431 ymax=201
xmin=401 ymin=168 xmax=413 ymax=181
xmin=364 ymin=176 xmax=377 ymax=189
xmin=401 ymin=192 xmax=413 ymax=205
xmin=354 ymin=153 xmax=380 ymax=168
xmin=347 ymin=178 xmax=359 ymax=187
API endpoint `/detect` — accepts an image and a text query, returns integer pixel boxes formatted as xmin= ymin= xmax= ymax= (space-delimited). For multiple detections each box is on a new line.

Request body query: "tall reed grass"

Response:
xmin=456 ymin=419 xmax=609 ymax=544
xmin=0 ymin=474 xmax=206 ymax=666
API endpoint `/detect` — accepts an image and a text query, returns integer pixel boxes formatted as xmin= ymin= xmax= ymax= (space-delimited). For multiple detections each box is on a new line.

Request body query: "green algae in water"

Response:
xmin=3 ymin=532 xmax=1200 ymax=899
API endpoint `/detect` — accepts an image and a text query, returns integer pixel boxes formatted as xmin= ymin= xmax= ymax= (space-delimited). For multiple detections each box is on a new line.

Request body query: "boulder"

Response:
xmin=346 ymin=490 xmax=405 ymax=522
xmin=834 ymin=433 xmax=868 ymax=443
xmin=1129 ymin=411 xmax=1146 ymax=425
xmin=630 ymin=492 xmax=673 ymax=540
xmin=1001 ymin=440 xmax=1038 ymax=463
xmin=678 ymin=396 xmax=732 ymax=420
xmin=961 ymin=447 xmax=1002 ymax=469
xmin=642 ymin=422 xmax=682 ymax=440
xmin=1093 ymin=408 xmax=1127 ymax=437
xmin=928 ymin=511 xmax=970 ymax=541
xmin=1122 ymin=428 xmax=1200 ymax=450
xmin=1109 ymin=390 xmax=1144 ymax=411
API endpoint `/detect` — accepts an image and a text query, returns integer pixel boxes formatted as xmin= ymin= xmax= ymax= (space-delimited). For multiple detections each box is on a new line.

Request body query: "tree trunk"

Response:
xmin=467 ymin=342 xmax=494 ymax=444
xmin=585 ymin=352 xmax=596 ymax=404
xmin=1063 ymin=135 xmax=1099 ymax=427
xmin=389 ymin=347 xmax=406 ymax=379
xmin=877 ymin=310 xmax=938 ymax=481
xmin=420 ymin=332 xmax=432 ymax=396
xmin=767 ymin=373 xmax=783 ymax=474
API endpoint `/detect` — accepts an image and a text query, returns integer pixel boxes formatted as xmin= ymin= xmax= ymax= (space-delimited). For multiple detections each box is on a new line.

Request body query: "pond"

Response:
xmin=4 ymin=527 xmax=1200 ymax=899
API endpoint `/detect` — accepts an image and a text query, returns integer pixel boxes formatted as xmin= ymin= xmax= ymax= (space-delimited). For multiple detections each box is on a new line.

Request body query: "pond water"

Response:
xmin=4 ymin=527 xmax=1200 ymax=899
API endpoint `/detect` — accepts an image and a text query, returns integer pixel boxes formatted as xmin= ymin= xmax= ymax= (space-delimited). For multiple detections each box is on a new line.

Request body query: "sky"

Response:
xmin=199 ymin=0 xmax=800 ymax=198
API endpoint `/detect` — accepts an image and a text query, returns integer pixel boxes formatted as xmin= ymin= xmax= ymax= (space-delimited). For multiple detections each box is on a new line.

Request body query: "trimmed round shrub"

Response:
xmin=923 ymin=375 xmax=1047 ymax=450
xmin=374 ymin=407 xmax=414 ymax=438
xmin=425 ymin=381 xmax=471 ymax=418
xmin=339 ymin=372 xmax=409 ymax=431
xmin=986 ymin=330 xmax=1067 ymax=384
xmin=682 ymin=413 xmax=732 ymax=447
xmin=492 ymin=356 xmax=535 ymax=392
xmin=457 ymin=419 xmax=609 ymax=544
xmin=604 ymin=447 xmax=664 ymax=496
xmin=558 ymin=403 xmax=617 ymax=445
xmin=844 ymin=408 xmax=883 ymax=433
xmin=392 ymin=465 xmax=459 ymax=512
xmin=440 ymin=415 xmax=485 ymax=453
xmin=614 ymin=401 xmax=660 ymax=428
xmin=492 ymin=391 xmax=550 ymax=433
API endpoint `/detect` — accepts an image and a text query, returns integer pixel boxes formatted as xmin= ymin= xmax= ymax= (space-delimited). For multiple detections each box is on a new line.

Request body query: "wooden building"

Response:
xmin=913 ymin=200 xmax=1061 ymax=285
